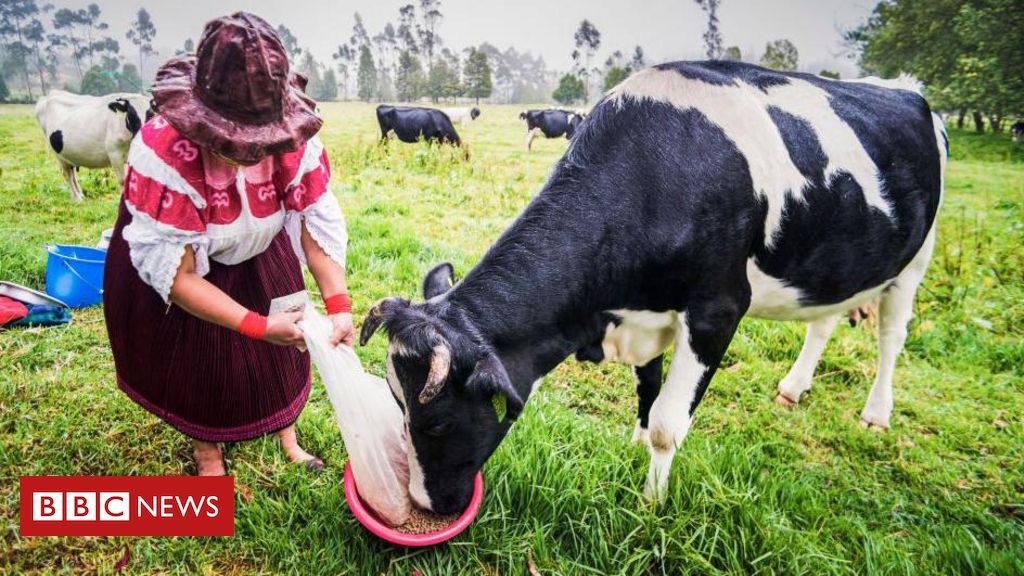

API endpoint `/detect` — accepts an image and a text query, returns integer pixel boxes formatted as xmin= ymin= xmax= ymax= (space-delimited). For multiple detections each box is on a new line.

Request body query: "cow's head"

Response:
xmin=108 ymin=98 xmax=147 ymax=136
xmin=519 ymin=111 xmax=527 ymax=120
xmin=360 ymin=263 xmax=523 ymax=514
xmin=470 ymin=107 xmax=481 ymax=120
xmin=566 ymin=112 xmax=586 ymax=139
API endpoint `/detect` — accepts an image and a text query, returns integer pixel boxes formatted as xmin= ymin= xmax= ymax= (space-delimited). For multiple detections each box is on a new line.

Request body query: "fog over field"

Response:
xmin=49 ymin=0 xmax=871 ymax=78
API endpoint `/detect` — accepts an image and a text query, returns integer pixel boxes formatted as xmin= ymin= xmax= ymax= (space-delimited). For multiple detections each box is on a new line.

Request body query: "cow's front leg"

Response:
xmin=644 ymin=299 xmax=745 ymax=501
xmin=631 ymin=354 xmax=663 ymax=446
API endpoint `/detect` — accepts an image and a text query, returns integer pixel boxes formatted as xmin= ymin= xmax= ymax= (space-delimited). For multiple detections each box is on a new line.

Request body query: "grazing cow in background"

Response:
xmin=520 ymin=109 xmax=585 ymax=151
xmin=376 ymin=105 xmax=462 ymax=146
xmin=1012 ymin=121 xmax=1024 ymax=143
xmin=443 ymin=107 xmax=481 ymax=127
xmin=361 ymin=61 xmax=946 ymax=514
xmin=35 ymin=90 xmax=153 ymax=201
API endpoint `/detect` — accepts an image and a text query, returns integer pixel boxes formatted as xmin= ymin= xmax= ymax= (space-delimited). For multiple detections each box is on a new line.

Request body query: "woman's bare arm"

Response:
xmin=169 ymin=245 xmax=304 ymax=347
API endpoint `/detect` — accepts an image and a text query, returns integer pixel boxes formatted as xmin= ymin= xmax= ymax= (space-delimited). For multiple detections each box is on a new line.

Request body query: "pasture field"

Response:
xmin=1 ymin=101 xmax=1023 ymax=575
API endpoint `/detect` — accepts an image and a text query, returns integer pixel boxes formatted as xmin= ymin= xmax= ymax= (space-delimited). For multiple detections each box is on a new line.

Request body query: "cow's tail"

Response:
xmin=931 ymin=112 xmax=948 ymax=211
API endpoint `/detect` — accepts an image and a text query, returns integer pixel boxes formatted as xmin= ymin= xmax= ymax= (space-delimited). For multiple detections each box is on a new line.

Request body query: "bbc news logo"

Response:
xmin=20 ymin=476 xmax=234 ymax=536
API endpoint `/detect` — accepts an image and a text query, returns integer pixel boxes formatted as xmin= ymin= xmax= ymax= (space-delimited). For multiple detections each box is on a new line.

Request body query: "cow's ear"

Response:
xmin=359 ymin=297 xmax=409 ymax=346
xmin=466 ymin=351 xmax=523 ymax=421
xmin=108 ymin=99 xmax=127 ymax=113
xmin=422 ymin=262 xmax=455 ymax=299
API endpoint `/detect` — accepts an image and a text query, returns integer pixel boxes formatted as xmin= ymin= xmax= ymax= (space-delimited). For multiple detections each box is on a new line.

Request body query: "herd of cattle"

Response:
xmin=35 ymin=95 xmax=589 ymax=201
xmin=25 ymin=61 xmax=1003 ymax=512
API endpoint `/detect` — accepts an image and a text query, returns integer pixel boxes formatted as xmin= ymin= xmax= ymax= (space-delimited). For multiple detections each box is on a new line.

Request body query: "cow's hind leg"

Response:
xmin=59 ymin=160 xmax=83 ymax=202
xmin=645 ymin=296 xmax=746 ymax=501
xmin=860 ymin=228 xmax=936 ymax=429
xmin=775 ymin=316 xmax=839 ymax=406
xmin=631 ymin=354 xmax=663 ymax=446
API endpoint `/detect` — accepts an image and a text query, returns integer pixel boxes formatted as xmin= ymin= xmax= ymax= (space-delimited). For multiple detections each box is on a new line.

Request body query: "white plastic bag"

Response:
xmin=299 ymin=304 xmax=411 ymax=526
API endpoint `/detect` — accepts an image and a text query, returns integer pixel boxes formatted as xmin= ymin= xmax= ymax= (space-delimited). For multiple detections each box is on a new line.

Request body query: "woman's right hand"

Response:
xmin=263 ymin=310 xmax=305 ymax=347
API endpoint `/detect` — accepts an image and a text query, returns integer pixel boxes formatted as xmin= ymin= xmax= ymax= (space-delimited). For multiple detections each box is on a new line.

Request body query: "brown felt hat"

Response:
xmin=151 ymin=12 xmax=322 ymax=165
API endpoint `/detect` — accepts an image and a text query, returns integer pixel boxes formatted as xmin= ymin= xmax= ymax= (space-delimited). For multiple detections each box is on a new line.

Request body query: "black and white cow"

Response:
xmin=519 ymin=109 xmax=585 ymax=151
xmin=376 ymin=105 xmax=462 ymax=146
xmin=35 ymin=90 xmax=153 ymax=201
xmin=362 ymin=61 xmax=947 ymax=514
xmin=443 ymin=107 xmax=481 ymax=128
xmin=1012 ymin=121 xmax=1024 ymax=143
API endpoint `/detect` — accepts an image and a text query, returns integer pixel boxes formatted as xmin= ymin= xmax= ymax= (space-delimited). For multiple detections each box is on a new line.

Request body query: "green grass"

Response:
xmin=1 ymin=102 xmax=1022 ymax=575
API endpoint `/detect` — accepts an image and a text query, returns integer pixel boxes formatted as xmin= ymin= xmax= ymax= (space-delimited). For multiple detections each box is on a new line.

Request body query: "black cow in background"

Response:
xmin=376 ymin=105 xmax=462 ymax=146
xmin=520 ymin=109 xmax=586 ymax=151
xmin=1012 ymin=121 xmax=1024 ymax=143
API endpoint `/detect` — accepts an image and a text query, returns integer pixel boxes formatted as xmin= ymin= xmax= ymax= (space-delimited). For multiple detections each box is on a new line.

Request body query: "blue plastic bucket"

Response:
xmin=45 ymin=244 xmax=107 ymax=308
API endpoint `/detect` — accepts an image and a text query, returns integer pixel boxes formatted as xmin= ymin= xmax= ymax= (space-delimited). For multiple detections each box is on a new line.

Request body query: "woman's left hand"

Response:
xmin=328 ymin=312 xmax=354 ymax=347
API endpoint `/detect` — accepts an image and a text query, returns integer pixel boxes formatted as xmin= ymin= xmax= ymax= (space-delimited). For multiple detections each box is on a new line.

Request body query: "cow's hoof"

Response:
xmin=631 ymin=421 xmax=651 ymax=446
xmin=859 ymin=416 xmax=890 ymax=431
xmin=774 ymin=393 xmax=798 ymax=407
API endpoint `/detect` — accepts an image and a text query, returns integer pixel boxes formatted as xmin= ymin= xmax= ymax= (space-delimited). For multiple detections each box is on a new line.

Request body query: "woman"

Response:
xmin=103 ymin=12 xmax=352 ymax=476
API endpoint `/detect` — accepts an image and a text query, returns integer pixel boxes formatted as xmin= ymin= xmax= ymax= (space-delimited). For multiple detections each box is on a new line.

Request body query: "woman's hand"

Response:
xmin=264 ymin=310 xmax=306 ymax=347
xmin=328 ymin=313 xmax=354 ymax=347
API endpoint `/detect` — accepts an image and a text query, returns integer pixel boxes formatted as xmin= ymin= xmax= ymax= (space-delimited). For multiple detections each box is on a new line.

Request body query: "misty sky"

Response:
xmin=51 ymin=0 xmax=875 ymax=78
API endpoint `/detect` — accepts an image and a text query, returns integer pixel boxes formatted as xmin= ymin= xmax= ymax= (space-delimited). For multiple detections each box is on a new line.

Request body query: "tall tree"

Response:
xmin=175 ymin=37 xmax=194 ymax=56
xmin=320 ymin=67 xmax=338 ymax=101
xmin=417 ymin=0 xmax=442 ymax=66
xmin=397 ymin=4 xmax=419 ymax=55
xmin=552 ymin=73 xmax=585 ymax=105
xmin=572 ymin=19 xmax=601 ymax=101
xmin=630 ymin=45 xmax=646 ymax=70
xmin=1 ymin=0 xmax=40 ymax=96
xmin=275 ymin=24 xmax=301 ymax=61
xmin=848 ymin=0 xmax=1024 ymax=133
xmin=462 ymin=47 xmax=492 ymax=104
xmin=118 ymin=62 xmax=141 ymax=91
xmin=395 ymin=49 xmax=423 ymax=101
xmin=296 ymin=50 xmax=325 ymax=98
xmin=694 ymin=0 xmax=723 ymax=59
xmin=80 ymin=63 xmax=116 ymax=95
xmin=52 ymin=6 xmax=86 ymax=79
xmin=332 ymin=43 xmax=355 ymax=99
xmin=356 ymin=44 xmax=377 ymax=101
xmin=126 ymin=8 xmax=156 ymax=80
xmin=760 ymin=39 xmax=798 ymax=71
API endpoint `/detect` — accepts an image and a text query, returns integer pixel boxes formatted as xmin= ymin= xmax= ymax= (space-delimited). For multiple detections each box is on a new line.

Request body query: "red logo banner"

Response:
xmin=20 ymin=476 xmax=234 ymax=536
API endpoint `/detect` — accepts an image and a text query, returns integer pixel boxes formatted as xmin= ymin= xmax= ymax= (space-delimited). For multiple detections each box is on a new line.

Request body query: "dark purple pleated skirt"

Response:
xmin=103 ymin=201 xmax=311 ymax=442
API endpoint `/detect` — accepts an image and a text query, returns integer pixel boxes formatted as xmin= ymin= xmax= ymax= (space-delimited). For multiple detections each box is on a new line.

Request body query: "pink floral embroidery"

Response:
xmin=171 ymin=140 xmax=198 ymax=162
xmin=210 ymin=191 xmax=230 ymax=208
xmin=291 ymin=183 xmax=307 ymax=207
xmin=257 ymin=184 xmax=276 ymax=203
xmin=160 ymin=193 xmax=173 ymax=209
xmin=152 ymin=116 xmax=168 ymax=129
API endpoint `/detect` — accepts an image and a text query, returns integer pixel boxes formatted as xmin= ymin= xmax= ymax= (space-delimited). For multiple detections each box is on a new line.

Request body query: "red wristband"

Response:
xmin=238 ymin=311 xmax=267 ymax=340
xmin=324 ymin=293 xmax=352 ymax=315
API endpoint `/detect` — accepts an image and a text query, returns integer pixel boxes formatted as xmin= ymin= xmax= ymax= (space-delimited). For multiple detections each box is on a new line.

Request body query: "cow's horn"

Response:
xmin=418 ymin=339 xmax=451 ymax=404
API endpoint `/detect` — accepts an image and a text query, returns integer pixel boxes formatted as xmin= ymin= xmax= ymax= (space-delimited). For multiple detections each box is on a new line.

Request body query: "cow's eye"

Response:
xmin=424 ymin=422 xmax=454 ymax=437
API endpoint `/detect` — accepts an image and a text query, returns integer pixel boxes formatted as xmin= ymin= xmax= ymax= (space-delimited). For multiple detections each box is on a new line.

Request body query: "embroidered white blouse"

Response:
xmin=121 ymin=115 xmax=347 ymax=303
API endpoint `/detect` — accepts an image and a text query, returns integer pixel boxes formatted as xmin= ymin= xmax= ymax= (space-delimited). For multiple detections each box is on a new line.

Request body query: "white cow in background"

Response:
xmin=442 ymin=106 xmax=481 ymax=127
xmin=35 ymin=90 xmax=153 ymax=201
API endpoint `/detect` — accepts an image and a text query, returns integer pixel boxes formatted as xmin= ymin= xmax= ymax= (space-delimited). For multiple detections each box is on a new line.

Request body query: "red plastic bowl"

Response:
xmin=343 ymin=462 xmax=484 ymax=547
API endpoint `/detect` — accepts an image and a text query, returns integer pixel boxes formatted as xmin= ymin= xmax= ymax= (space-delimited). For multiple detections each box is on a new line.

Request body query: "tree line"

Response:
xmin=0 ymin=0 xmax=156 ymax=100
xmin=1 ymin=0 xmax=838 ymax=105
xmin=845 ymin=0 xmax=1022 ymax=133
